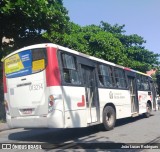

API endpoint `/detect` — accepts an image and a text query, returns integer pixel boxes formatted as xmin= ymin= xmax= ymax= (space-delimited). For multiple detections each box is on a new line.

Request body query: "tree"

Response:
xmin=0 ymin=0 xmax=69 ymax=59
xmin=45 ymin=21 xmax=160 ymax=72
xmin=54 ymin=23 xmax=127 ymax=64
xmin=100 ymin=21 xmax=160 ymax=72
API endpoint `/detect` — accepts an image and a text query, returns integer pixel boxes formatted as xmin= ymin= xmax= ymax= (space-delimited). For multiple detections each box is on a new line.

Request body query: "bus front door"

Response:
xmin=128 ymin=76 xmax=139 ymax=114
xmin=81 ymin=65 xmax=99 ymax=124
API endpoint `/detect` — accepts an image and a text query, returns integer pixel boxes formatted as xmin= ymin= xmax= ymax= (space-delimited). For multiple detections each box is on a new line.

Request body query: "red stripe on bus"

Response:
xmin=46 ymin=47 xmax=61 ymax=86
xmin=77 ymin=95 xmax=85 ymax=107
xmin=3 ymin=65 xmax=7 ymax=93
xmin=138 ymin=95 xmax=141 ymax=101
xmin=124 ymin=67 xmax=131 ymax=71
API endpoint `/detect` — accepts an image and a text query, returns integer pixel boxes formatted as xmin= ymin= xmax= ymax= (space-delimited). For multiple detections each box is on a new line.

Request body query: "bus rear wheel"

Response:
xmin=144 ymin=103 xmax=152 ymax=118
xmin=103 ymin=106 xmax=116 ymax=131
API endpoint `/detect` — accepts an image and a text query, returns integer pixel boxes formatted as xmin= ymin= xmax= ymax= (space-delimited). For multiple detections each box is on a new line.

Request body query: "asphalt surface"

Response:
xmin=1 ymin=110 xmax=160 ymax=151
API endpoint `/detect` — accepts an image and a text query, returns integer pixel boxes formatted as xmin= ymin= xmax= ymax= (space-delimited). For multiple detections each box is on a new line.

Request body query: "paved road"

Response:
xmin=0 ymin=111 xmax=160 ymax=151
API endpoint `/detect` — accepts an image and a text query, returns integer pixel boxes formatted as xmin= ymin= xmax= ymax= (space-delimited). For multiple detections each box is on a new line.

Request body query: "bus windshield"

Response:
xmin=4 ymin=48 xmax=47 ymax=78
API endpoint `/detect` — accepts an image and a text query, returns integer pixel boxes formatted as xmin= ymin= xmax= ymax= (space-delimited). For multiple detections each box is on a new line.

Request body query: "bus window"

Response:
xmin=137 ymin=75 xmax=141 ymax=90
xmin=32 ymin=48 xmax=47 ymax=73
xmin=4 ymin=48 xmax=47 ymax=78
xmin=98 ymin=65 xmax=114 ymax=87
xmin=137 ymin=75 xmax=149 ymax=91
xmin=142 ymin=76 xmax=150 ymax=91
xmin=61 ymin=53 xmax=81 ymax=85
xmin=114 ymin=68 xmax=127 ymax=89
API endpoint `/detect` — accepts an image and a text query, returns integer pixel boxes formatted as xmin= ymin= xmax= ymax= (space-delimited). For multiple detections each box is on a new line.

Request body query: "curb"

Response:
xmin=0 ymin=123 xmax=9 ymax=132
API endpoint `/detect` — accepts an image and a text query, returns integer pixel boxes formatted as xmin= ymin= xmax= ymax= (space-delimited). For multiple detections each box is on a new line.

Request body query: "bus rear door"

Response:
xmin=81 ymin=65 xmax=99 ymax=124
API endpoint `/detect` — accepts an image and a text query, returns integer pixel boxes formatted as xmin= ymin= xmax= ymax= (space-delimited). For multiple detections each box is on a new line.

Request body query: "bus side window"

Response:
xmin=137 ymin=75 xmax=149 ymax=91
xmin=137 ymin=75 xmax=141 ymax=90
xmin=98 ymin=65 xmax=114 ymax=88
xmin=142 ymin=76 xmax=149 ymax=91
xmin=114 ymin=68 xmax=127 ymax=89
xmin=61 ymin=53 xmax=81 ymax=85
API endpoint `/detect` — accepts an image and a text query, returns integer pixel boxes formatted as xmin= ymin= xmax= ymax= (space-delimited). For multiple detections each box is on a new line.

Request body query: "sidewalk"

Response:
xmin=0 ymin=122 xmax=9 ymax=132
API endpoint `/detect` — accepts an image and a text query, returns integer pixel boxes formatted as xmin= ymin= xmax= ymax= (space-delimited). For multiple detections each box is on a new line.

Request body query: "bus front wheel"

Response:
xmin=103 ymin=106 xmax=116 ymax=131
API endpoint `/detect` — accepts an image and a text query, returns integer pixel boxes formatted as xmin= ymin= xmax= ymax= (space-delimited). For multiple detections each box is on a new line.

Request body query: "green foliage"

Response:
xmin=47 ymin=21 xmax=159 ymax=73
xmin=99 ymin=21 xmax=160 ymax=72
xmin=0 ymin=0 xmax=69 ymax=59
xmin=100 ymin=21 xmax=126 ymax=34
xmin=0 ymin=1 xmax=159 ymax=73
xmin=53 ymin=23 xmax=127 ymax=65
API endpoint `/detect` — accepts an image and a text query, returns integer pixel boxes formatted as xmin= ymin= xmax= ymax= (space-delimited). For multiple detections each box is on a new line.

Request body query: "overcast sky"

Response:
xmin=63 ymin=0 xmax=160 ymax=54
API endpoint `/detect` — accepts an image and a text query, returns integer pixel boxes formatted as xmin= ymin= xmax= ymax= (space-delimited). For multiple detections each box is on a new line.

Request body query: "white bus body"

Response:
xmin=3 ymin=43 xmax=155 ymax=130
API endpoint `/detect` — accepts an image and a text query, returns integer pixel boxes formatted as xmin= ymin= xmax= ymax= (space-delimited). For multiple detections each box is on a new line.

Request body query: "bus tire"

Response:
xmin=103 ymin=106 xmax=116 ymax=131
xmin=144 ymin=103 xmax=152 ymax=118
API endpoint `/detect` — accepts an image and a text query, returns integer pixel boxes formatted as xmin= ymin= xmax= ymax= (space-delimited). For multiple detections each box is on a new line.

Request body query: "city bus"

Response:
xmin=2 ymin=43 xmax=156 ymax=131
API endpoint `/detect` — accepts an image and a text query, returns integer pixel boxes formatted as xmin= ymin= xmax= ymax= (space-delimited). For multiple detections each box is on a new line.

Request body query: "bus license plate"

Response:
xmin=23 ymin=109 xmax=32 ymax=114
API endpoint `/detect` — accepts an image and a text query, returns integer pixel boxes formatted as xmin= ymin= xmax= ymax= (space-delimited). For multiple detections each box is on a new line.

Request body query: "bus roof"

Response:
xmin=3 ymin=43 xmax=150 ymax=77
